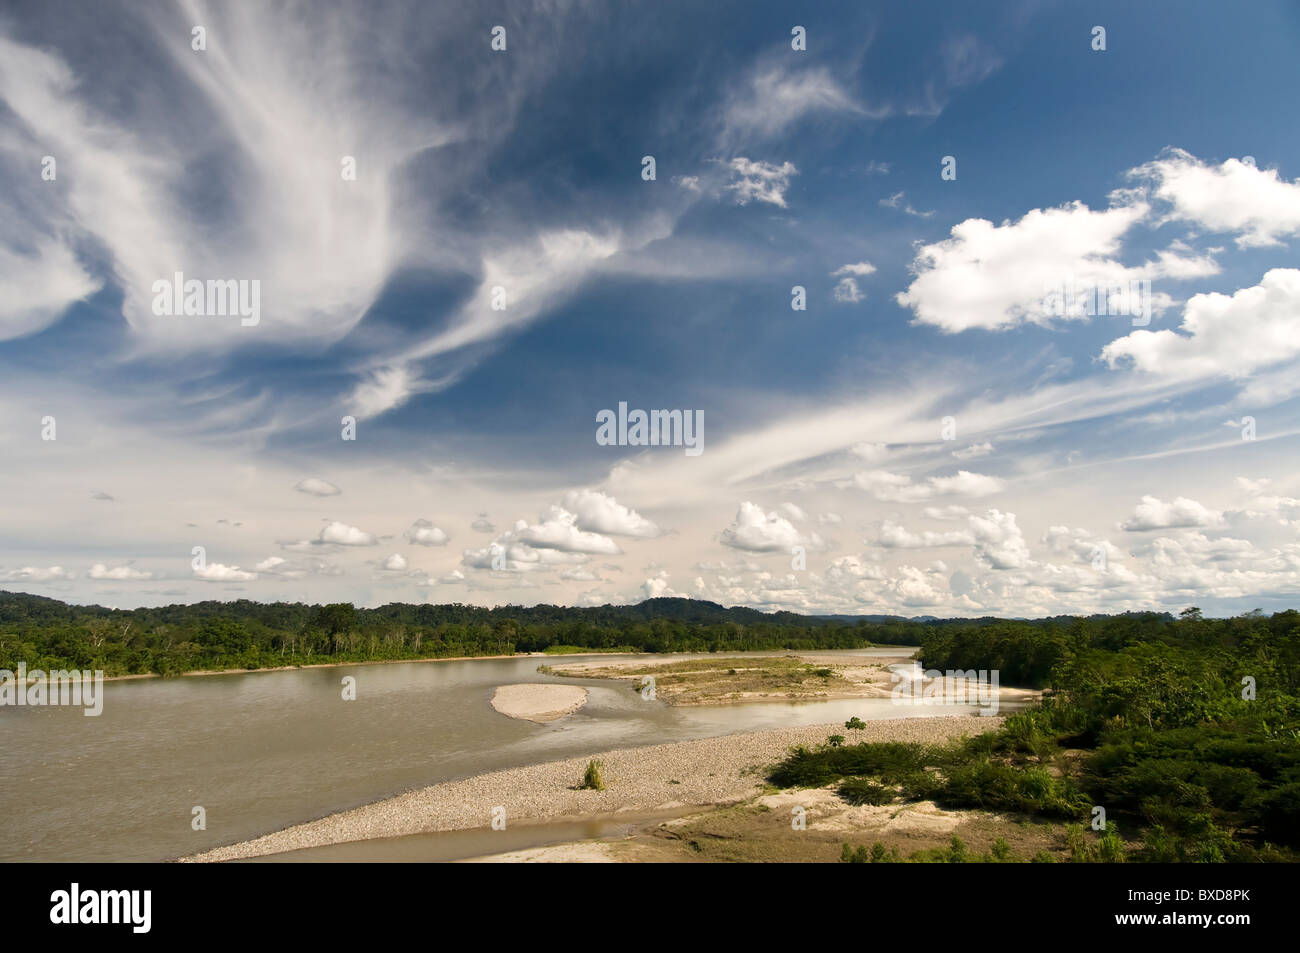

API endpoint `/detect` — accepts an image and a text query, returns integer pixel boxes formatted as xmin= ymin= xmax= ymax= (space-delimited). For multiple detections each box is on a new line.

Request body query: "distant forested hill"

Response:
xmin=0 ymin=591 xmax=938 ymax=675
xmin=1 ymin=590 xmax=1263 ymax=686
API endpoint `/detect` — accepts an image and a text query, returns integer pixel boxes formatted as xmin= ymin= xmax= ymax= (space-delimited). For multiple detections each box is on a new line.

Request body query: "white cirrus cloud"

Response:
xmin=952 ymin=442 xmax=993 ymax=460
xmin=0 ymin=17 xmax=452 ymax=354
xmin=0 ymin=236 xmax=102 ymax=342
xmin=722 ymin=64 xmax=870 ymax=141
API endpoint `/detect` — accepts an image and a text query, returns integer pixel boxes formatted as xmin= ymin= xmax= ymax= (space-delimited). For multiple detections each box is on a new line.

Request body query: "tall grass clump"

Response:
xmin=580 ymin=759 xmax=606 ymax=791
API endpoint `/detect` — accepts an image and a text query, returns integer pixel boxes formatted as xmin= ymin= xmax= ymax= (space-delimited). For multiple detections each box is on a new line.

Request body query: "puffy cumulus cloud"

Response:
xmin=695 ymin=504 xmax=1300 ymax=617
xmin=719 ymin=502 xmax=825 ymax=553
xmin=1147 ymin=532 xmax=1256 ymax=568
xmin=382 ymin=553 xmax=408 ymax=571
xmin=461 ymin=539 xmax=589 ymax=573
xmin=1101 ymin=269 xmax=1300 ymax=380
xmin=895 ymin=199 xmax=1213 ymax=332
xmin=471 ymin=516 xmax=496 ymax=533
xmin=721 ymin=157 xmax=798 ymax=208
xmin=873 ymin=509 xmax=1031 ymax=570
xmin=883 ymin=564 xmax=953 ymax=607
xmin=969 ymin=509 xmax=1031 ymax=570
xmin=1234 ymin=478 xmax=1300 ymax=527
xmin=641 ymin=571 xmax=678 ymax=599
xmin=833 ymin=261 xmax=878 ymax=278
xmin=561 ymin=490 xmax=660 ymax=538
xmin=874 ymin=520 xmax=973 ymax=549
xmin=193 ymin=562 xmax=256 ymax=582
xmin=0 ymin=566 xmax=74 ymax=582
xmin=319 ymin=521 xmax=378 ymax=546
xmin=254 ymin=555 xmax=341 ymax=579
xmin=405 ymin=519 xmax=450 ymax=547
xmin=852 ymin=469 xmax=1004 ymax=502
xmin=1131 ymin=149 xmax=1300 ymax=248
xmin=459 ymin=495 xmax=658 ymax=576
xmin=1121 ymin=496 xmax=1224 ymax=532
xmin=88 ymin=563 xmax=154 ymax=580
xmin=825 ymin=555 xmax=886 ymax=583
xmin=516 ymin=507 xmax=622 ymax=555
xmin=294 ymin=478 xmax=341 ymax=497
xmin=1042 ymin=526 xmax=1126 ymax=567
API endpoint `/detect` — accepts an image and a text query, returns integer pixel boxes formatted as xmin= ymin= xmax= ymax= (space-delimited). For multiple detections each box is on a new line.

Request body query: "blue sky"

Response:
xmin=2 ymin=0 xmax=1300 ymax=616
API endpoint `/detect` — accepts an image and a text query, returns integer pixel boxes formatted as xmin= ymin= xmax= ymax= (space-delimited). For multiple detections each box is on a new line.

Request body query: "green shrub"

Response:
xmin=838 ymin=778 xmax=895 ymax=805
xmin=580 ymin=759 xmax=606 ymax=791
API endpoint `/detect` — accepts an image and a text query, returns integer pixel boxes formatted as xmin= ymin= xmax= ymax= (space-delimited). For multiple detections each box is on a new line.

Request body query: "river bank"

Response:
xmin=184 ymin=714 xmax=1001 ymax=862
xmin=96 ymin=651 xmax=547 ymax=682
xmin=543 ymin=651 xmax=1040 ymax=708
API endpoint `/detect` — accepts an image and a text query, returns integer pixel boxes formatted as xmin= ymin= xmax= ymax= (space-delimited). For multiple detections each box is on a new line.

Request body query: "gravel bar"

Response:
xmin=185 ymin=714 xmax=1002 ymax=862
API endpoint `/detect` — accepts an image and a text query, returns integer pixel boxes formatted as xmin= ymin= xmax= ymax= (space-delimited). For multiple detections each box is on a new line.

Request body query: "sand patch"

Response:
xmin=462 ymin=842 xmax=619 ymax=863
xmin=753 ymin=786 xmax=977 ymax=834
xmin=491 ymin=683 xmax=589 ymax=722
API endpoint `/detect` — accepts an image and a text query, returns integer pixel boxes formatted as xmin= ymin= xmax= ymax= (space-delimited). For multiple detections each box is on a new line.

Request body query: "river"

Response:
xmin=0 ymin=648 xmax=1021 ymax=862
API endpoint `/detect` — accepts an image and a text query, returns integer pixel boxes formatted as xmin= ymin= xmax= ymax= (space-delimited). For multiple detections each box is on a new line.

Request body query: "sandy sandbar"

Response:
xmin=490 ymin=683 xmax=589 ymax=722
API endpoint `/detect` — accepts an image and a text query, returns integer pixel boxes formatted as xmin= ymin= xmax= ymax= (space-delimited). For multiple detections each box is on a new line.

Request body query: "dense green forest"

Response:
xmin=772 ymin=606 xmax=1300 ymax=862
xmin=0 ymin=592 xmax=935 ymax=675
xmin=7 ymin=589 xmax=1298 ymax=860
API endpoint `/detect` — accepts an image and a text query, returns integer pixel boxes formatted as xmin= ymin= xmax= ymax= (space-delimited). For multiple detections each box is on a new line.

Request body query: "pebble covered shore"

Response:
xmin=186 ymin=714 xmax=1002 ymax=862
